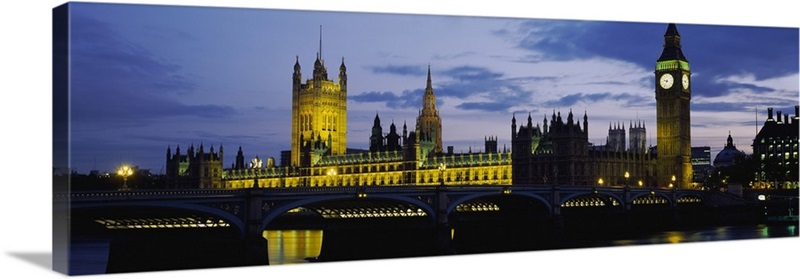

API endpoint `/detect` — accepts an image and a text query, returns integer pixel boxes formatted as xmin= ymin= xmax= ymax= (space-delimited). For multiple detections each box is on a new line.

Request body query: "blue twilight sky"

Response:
xmin=65 ymin=2 xmax=799 ymax=174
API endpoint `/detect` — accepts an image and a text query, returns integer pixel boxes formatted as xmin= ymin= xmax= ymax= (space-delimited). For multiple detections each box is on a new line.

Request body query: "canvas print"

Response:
xmin=52 ymin=1 xmax=799 ymax=275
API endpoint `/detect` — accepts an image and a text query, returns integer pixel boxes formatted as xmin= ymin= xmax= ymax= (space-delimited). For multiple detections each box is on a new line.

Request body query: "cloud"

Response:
xmin=692 ymin=102 xmax=752 ymax=113
xmin=441 ymin=65 xmax=503 ymax=81
xmin=437 ymin=66 xmax=534 ymax=112
xmin=69 ymin=13 xmax=235 ymax=125
xmin=455 ymin=102 xmax=514 ymax=112
xmin=353 ymin=65 xmax=535 ymax=113
xmin=543 ymin=92 xmax=652 ymax=108
xmin=501 ymin=20 xmax=799 ymax=101
xmin=368 ymin=65 xmax=427 ymax=76
xmin=349 ymin=90 xmax=423 ymax=109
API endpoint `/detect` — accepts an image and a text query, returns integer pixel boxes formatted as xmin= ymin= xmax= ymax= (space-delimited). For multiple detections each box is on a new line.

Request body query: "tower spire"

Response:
xmin=427 ymin=64 xmax=432 ymax=89
xmin=658 ymin=23 xmax=688 ymax=62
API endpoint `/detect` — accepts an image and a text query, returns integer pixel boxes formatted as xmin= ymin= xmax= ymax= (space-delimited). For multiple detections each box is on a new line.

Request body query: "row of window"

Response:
xmin=759 ymin=152 xmax=799 ymax=161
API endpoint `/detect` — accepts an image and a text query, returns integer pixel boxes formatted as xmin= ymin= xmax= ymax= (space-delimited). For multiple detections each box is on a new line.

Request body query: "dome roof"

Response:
xmin=713 ymin=133 xmax=743 ymax=168
xmin=714 ymin=147 xmax=743 ymax=168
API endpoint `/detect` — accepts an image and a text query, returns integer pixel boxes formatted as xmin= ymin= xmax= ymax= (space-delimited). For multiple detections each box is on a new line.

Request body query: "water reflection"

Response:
xmin=608 ymin=225 xmax=797 ymax=246
xmin=262 ymin=225 xmax=798 ymax=265
xmin=263 ymin=230 xmax=323 ymax=265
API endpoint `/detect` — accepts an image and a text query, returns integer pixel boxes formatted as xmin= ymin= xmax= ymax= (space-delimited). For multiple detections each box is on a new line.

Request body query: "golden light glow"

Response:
xmin=117 ymin=165 xmax=133 ymax=176
xmin=598 ymin=178 xmax=604 ymax=186
xmin=264 ymin=230 xmax=323 ymax=265
xmin=116 ymin=164 xmax=134 ymax=190
xmin=666 ymin=231 xmax=684 ymax=243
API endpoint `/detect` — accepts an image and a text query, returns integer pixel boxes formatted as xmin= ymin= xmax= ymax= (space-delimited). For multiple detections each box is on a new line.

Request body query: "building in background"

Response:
xmin=691 ymin=146 xmax=711 ymax=186
xmin=165 ymin=144 xmax=224 ymax=189
xmin=752 ymin=106 xmax=799 ymax=189
xmin=713 ymin=133 xmax=745 ymax=168
xmin=511 ymin=110 xmax=657 ymax=187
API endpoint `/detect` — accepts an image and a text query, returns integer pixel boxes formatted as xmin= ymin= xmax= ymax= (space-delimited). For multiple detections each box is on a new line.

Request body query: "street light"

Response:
xmin=624 ymin=171 xmax=630 ymax=187
xmin=671 ymin=175 xmax=677 ymax=189
xmin=327 ymin=168 xmax=338 ymax=186
xmin=438 ymin=163 xmax=447 ymax=186
xmin=117 ymin=164 xmax=134 ymax=190
xmin=598 ymin=178 xmax=604 ymax=187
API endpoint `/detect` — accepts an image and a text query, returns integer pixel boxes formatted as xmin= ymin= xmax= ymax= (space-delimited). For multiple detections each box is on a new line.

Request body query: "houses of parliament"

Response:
xmin=166 ymin=24 xmax=696 ymax=189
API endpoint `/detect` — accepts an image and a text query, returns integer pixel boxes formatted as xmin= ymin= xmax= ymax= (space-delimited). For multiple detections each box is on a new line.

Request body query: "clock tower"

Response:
xmin=655 ymin=23 xmax=692 ymax=189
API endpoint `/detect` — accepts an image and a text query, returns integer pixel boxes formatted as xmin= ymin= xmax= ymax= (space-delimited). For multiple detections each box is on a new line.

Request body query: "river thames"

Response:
xmin=265 ymin=223 xmax=798 ymax=265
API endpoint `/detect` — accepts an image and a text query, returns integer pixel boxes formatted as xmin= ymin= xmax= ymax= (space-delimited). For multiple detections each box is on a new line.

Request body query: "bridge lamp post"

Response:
xmin=624 ymin=171 xmax=630 ymax=187
xmin=670 ymin=174 xmax=676 ymax=188
xmin=438 ymin=163 xmax=447 ymax=187
xmin=598 ymin=178 xmax=604 ymax=187
xmin=638 ymin=180 xmax=643 ymax=188
xmin=117 ymin=164 xmax=134 ymax=191
xmin=327 ymin=168 xmax=338 ymax=186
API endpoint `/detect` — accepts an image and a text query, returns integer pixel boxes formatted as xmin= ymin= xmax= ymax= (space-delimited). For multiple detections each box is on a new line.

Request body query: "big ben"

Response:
xmin=655 ymin=23 xmax=692 ymax=189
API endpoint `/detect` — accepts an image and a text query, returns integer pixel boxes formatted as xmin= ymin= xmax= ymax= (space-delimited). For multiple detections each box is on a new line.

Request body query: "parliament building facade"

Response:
xmin=166 ymin=24 xmax=697 ymax=189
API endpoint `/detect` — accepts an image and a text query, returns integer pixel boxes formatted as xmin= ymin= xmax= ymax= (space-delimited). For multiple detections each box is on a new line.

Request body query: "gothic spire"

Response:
xmin=426 ymin=64 xmax=432 ymax=89
xmin=658 ymin=23 xmax=688 ymax=62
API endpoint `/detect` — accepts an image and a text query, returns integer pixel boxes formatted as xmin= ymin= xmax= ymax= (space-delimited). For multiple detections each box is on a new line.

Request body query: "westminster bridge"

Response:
xmin=55 ymin=185 xmax=756 ymax=272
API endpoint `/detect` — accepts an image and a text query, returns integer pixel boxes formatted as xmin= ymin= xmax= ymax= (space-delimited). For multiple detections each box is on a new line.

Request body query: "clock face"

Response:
xmin=682 ymin=73 xmax=689 ymax=89
xmin=659 ymin=73 xmax=674 ymax=89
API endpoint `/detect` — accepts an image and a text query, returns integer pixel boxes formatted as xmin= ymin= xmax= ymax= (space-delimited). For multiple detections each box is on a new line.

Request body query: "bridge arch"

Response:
xmin=446 ymin=192 xmax=552 ymax=216
xmin=560 ymin=192 xmax=623 ymax=207
xmin=70 ymin=201 xmax=247 ymax=237
xmin=675 ymin=193 xmax=704 ymax=203
xmin=261 ymin=194 xmax=436 ymax=228
xmin=630 ymin=192 xmax=672 ymax=205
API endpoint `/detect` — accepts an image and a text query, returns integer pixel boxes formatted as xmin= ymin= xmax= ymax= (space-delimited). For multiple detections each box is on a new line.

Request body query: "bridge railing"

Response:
xmin=54 ymin=188 xmax=250 ymax=202
xmin=56 ymin=185 xmax=705 ymax=203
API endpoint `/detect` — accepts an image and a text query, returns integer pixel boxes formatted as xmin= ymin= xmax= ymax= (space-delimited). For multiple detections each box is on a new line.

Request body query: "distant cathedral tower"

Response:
xmin=291 ymin=27 xmax=347 ymax=166
xmin=655 ymin=23 xmax=692 ymax=189
xmin=607 ymin=122 xmax=626 ymax=152
xmin=628 ymin=120 xmax=647 ymax=153
xmin=416 ymin=65 xmax=443 ymax=154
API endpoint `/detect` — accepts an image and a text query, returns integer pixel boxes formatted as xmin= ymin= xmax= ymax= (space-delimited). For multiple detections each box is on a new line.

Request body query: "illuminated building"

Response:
xmin=165 ymin=144 xmax=224 ymax=188
xmin=752 ymin=106 xmax=799 ymax=189
xmin=655 ymin=23 xmax=693 ymax=189
xmin=511 ymin=110 xmax=657 ymax=186
xmin=691 ymin=146 xmax=711 ymax=184
xmin=166 ymin=24 xmax=693 ymax=190
xmin=416 ymin=66 xmax=444 ymax=155
xmin=205 ymin=62 xmax=511 ymax=188
xmin=290 ymin=29 xmax=348 ymax=167
xmin=512 ymin=23 xmax=697 ymax=188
